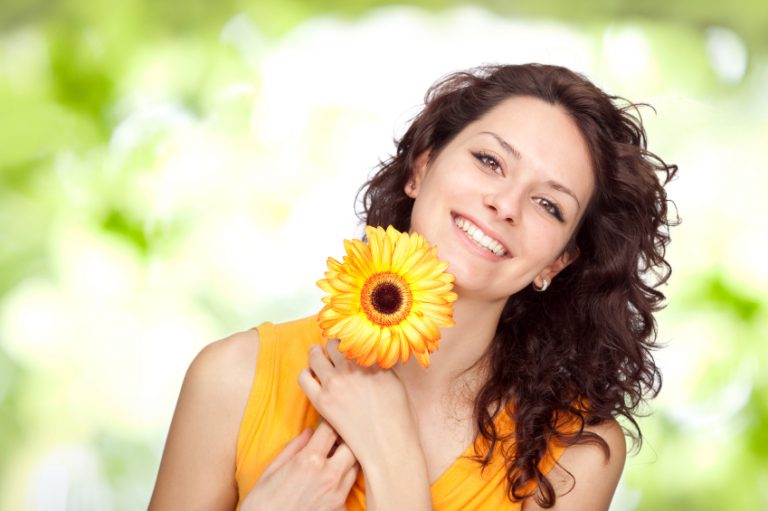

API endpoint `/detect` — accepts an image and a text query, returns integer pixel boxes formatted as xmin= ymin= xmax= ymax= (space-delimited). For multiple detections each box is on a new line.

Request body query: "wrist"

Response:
xmin=360 ymin=437 xmax=432 ymax=511
xmin=354 ymin=420 xmax=421 ymax=469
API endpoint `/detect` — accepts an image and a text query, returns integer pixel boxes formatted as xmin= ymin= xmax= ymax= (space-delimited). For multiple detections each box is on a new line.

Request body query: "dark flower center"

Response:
xmin=360 ymin=272 xmax=413 ymax=326
xmin=371 ymin=282 xmax=402 ymax=314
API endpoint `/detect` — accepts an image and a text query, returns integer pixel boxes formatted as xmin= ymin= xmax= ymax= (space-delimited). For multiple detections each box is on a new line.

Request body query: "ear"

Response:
xmin=535 ymin=246 xmax=580 ymax=288
xmin=404 ymin=149 xmax=431 ymax=199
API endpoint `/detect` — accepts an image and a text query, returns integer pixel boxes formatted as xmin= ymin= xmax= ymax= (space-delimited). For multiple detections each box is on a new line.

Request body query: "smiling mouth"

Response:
xmin=451 ymin=213 xmax=510 ymax=257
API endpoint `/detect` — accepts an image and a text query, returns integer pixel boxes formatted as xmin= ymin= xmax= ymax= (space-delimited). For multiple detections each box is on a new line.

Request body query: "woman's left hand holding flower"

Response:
xmin=298 ymin=340 xmax=432 ymax=511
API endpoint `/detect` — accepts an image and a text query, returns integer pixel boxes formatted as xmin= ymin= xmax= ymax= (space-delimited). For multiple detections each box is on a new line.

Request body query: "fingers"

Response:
xmin=337 ymin=461 xmax=360 ymax=497
xmin=304 ymin=419 xmax=339 ymax=457
xmin=300 ymin=341 xmax=357 ymax=405
xmin=298 ymin=367 xmax=320 ymax=403
xmin=325 ymin=339 xmax=345 ymax=366
xmin=327 ymin=440 xmax=357 ymax=473
xmin=308 ymin=345 xmax=335 ymax=382
xmin=262 ymin=428 xmax=312 ymax=476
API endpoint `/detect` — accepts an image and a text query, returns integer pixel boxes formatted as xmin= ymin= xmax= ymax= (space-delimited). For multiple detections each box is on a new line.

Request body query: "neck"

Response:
xmin=394 ymin=294 xmax=506 ymax=402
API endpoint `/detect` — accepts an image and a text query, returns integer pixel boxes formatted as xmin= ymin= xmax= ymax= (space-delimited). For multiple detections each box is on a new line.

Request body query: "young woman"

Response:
xmin=149 ymin=63 xmax=677 ymax=510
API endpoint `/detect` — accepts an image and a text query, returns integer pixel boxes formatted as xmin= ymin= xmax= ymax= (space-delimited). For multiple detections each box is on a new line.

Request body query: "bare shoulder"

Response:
xmin=523 ymin=418 xmax=627 ymax=511
xmin=149 ymin=328 xmax=260 ymax=511
xmin=176 ymin=328 xmax=261 ymax=435
xmin=189 ymin=328 xmax=261 ymax=396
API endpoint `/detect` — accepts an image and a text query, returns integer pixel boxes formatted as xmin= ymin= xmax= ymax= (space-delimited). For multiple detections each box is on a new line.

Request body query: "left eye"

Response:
xmin=537 ymin=198 xmax=564 ymax=222
xmin=472 ymin=152 xmax=502 ymax=175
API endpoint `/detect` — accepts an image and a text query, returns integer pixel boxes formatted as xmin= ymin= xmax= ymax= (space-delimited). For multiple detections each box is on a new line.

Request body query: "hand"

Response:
xmin=240 ymin=420 xmax=359 ymax=511
xmin=298 ymin=340 xmax=433 ymax=511
xmin=298 ymin=340 xmax=418 ymax=467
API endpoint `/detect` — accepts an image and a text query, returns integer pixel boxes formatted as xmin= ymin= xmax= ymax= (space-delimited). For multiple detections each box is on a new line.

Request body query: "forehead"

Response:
xmin=456 ymin=96 xmax=595 ymax=203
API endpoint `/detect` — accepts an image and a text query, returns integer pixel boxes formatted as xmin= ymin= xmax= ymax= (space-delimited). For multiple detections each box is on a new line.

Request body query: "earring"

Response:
xmin=407 ymin=180 xmax=415 ymax=190
xmin=533 ymin=278 xmax=549 ymax=292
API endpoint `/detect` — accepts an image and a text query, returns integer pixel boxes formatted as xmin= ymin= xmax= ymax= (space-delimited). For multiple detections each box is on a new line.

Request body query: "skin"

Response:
xmin=239 ymin=420 xmax=359 ymax=511
xmin=150 ymin=96 xmax=626 ymax=510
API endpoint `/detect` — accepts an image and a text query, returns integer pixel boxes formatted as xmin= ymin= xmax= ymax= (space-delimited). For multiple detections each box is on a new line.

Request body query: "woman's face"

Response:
xmin=406 ymin=95 xmax=595 ymax=304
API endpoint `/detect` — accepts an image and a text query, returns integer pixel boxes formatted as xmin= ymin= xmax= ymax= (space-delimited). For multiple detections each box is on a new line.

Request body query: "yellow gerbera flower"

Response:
xmin=317 ymin=225 xmax=457 ymax=369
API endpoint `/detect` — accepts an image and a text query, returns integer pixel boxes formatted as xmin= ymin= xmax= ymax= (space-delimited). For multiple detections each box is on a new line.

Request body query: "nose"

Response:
xmin=483 ymin=188 xmax=522 ymax=224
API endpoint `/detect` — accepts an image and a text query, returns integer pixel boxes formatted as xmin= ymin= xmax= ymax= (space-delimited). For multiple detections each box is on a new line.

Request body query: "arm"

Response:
xmin=358 ymin=429 xmax=432 ymax=511
xmin=150 ymin=329 xmax=360 ymax=511
xmin=522 ymin=419 xmax=627 ymax=511
xmin=149 ymin=330 xmax=259 ymax=510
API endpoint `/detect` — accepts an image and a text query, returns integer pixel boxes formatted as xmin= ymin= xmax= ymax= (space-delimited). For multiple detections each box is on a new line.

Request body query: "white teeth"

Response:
xmin=453 ymin=216 xmax=507 ymax=257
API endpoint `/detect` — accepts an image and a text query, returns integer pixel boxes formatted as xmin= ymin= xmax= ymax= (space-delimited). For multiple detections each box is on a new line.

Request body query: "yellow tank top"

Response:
xmin=235 ymin=314 xmax=573 ymax=510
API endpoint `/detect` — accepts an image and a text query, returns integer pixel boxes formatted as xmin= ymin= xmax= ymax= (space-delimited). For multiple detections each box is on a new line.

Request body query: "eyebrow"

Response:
xmin=547 ymin=180 xmax=581 ymax=210
xmin=479 ymin=131 xmax=582 ymax=211
xmin=481 ymin=131 xmax=522 ymax=160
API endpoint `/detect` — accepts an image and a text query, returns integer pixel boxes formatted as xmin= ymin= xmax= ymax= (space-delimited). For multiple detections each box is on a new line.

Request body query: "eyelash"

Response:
xmin=537 ymin=198 xmax=565 ymax=223
xmin=472 ymin=151 xmax=503 ymax=175
xmin=471 ymin=151 xmax=565 ymax=223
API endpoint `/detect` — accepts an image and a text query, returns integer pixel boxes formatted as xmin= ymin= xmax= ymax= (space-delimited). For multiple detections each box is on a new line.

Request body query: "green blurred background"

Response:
xmin=1 ymin=1 xmax=766 ymax=509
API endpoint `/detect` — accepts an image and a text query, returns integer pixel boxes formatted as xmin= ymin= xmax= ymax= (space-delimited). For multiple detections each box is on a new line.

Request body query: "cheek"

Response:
xmin=523 ymin=222 xmax=568 ymax=259
xmin=410 ymin=182 xmax=448 ymax=224
xmin=408 ymin=200 xmax=429 ymax=233
xmin=408 ymin=202 xmax=441 ymax=241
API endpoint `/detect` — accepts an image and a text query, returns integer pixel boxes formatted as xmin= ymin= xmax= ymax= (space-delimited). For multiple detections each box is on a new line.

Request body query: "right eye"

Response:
xmin=472 ymin=151 xmax=503 ymax=175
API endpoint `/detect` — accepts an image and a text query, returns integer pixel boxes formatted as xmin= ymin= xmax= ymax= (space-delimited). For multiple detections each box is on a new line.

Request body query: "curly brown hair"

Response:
xmin=356 ymin=63 xmax=678 ymax=507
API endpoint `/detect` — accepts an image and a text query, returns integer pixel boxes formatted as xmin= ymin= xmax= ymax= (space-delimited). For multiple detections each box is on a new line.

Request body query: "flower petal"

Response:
xmin=379 ymin=230 xmax=393 ymax=272
xmin=407 ymin=315 xmax=441 ymax=343
xmin=389 ymin=231 xmax=412 ymax=274
xmin=410 ymin=279 xmax=454 ymax=292
xmin=399 ymin=318 xmax=428 ymax=354
xmin=379 ymin=328 xmax=401 ymax=369
xmin=414 ymin=350 xmax=431 ymax=368
xmin=399 ymin=247 xmax=430 ymax=276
